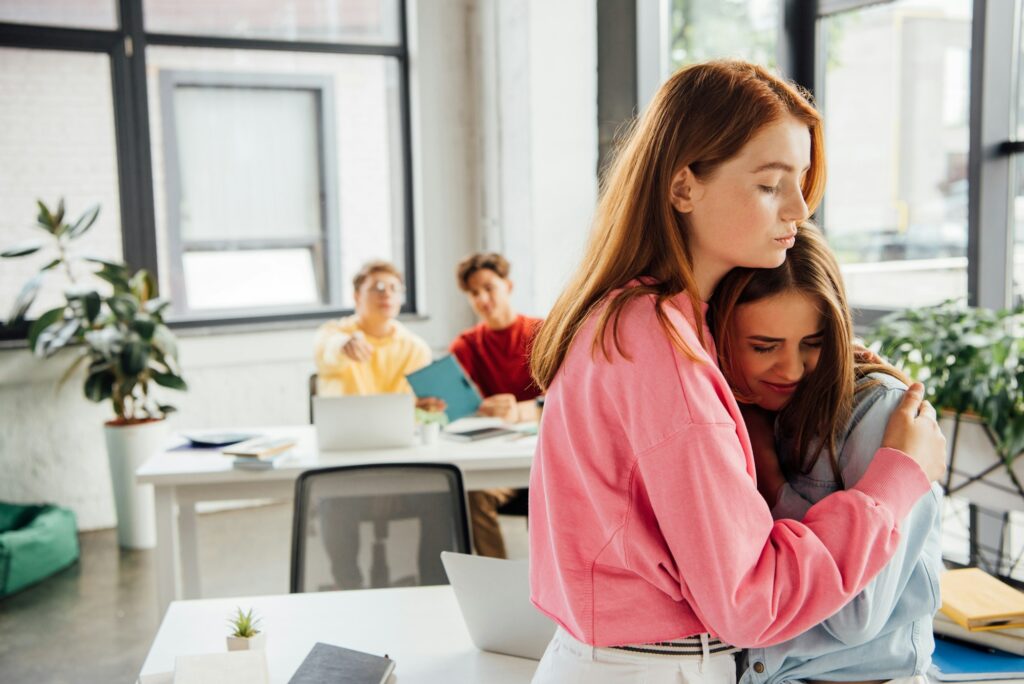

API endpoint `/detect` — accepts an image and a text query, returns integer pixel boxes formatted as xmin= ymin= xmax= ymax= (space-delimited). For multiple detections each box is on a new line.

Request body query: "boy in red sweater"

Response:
xmin=451 ymin=253 xmax=542 ymax=558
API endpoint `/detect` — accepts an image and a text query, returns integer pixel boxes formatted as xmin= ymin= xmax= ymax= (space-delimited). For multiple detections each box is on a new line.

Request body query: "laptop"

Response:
xmin=313 ymin=394 xmax=417 ymax=450
xmin=441 ymin=551 xmax=556 ymax=660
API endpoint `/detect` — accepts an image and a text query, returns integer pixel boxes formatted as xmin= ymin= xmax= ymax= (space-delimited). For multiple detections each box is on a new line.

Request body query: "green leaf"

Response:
xmin=83 ymin=291 xmax=101 ymax=323
xmin=53 ymin=198 xmax=66 ymax=230
xmin=120 ymin=340 xmax=149 ymax=376
xmin=132 ymin=318 xmax=156 ymax=340
xmin=144 ymin=298 xmax=171 ymax=317
xmin=151 ymin=371 xmax=187 ymax=391
xmin=130 ymin=269 xmax=156 ymax=303
xmin=8 ymin=272 xmax=44 ymax=323
xmin=40 ymin=318 xmax=80 ymax=358
xmin=108 ymin=294 xmax=139 ymax=321
xmin=94 ymin=266 xmax=131 ymax=292
xmin=84 ymin=256 xmax=126 ymax=270
xmin=84 ymin=370 xmax=114 ymax=403
xmin=66 ymin=204 xmax=100 ymax=240
xmin=0 ymin=242 xmax=44 ymax=258
xmin=157 ymin=404 xmax=178 ymax=415
xmin=40 ymin=258 xmax=62 ymax=271
xmin=28 ymin=307 xmax=67 ymax=352
xmin=36 ymin=200 xmax=56 ymax=233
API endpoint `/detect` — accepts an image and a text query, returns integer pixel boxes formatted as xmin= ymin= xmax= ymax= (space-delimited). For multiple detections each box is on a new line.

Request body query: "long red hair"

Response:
xmin=531 ymin=60 xmax=826 ymax=391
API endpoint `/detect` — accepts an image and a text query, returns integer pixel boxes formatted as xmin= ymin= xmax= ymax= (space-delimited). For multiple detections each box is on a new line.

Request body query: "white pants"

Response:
xmin=531 ymin=627 xmax=738 ymax=684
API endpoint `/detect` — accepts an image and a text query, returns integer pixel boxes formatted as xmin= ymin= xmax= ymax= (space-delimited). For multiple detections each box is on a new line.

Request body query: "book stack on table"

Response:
xmin=931 ymin=567 xmax=1024 ymax=681
xmin=221 ymin=437 xmax=298 ymax=471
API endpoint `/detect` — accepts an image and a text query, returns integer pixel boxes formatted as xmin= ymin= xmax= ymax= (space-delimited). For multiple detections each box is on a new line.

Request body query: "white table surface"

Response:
xmin=138 ymin=585 xmax=538 ymax=683
xmin=136 ymin=425 xmax=536 ymax=614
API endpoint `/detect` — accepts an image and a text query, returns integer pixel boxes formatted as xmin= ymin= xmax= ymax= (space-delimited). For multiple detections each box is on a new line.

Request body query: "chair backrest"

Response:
xmin=308 ymin=372 xmax=319 ymax=424
xmin=290 ymin=463 xmax=471 ymax=593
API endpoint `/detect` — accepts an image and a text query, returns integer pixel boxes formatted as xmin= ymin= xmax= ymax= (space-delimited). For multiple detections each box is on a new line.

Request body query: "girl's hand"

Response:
xmin=880 ymin=383 xmax=947 ymax=482
xmin=741 ymin=404 xmax=786 ymax=507
xmin=416 ymin=396 xmax=447 ymax=412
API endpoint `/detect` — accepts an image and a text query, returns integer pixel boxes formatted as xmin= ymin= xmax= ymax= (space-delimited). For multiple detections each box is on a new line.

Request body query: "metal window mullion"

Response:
xmin=780 ymin=0 xmax=817 ymax=92
xmin=144 ymin=32 xmax=404 ymax=58
xmin=967 ymin=0 xmax=1015 ymax=310
xmin=396 ymin=0 xmax=416 ymax=314
xmin=181 ymin=238 xmax=321 ymax=252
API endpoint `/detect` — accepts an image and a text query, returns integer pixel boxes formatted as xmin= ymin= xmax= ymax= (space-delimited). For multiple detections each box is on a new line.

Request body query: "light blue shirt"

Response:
xmin=739 ymin=373 xmax=943 ymax=684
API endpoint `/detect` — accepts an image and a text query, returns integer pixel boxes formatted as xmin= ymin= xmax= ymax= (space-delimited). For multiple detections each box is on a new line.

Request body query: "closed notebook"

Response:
xmin=173 ymin=650 xmax=268 ymax=684
xmin=287 ymin=642 xmax=395 ymax=684
xmin=930 ymin=636 xmax=1024 ymax=681
xmin=405 ymin=355 xmax=482 ymax=421
xmin=934 ymin=611 xmax=1024 ymax=656
xmin=941 ymin=568 xmax=1024 ymax=631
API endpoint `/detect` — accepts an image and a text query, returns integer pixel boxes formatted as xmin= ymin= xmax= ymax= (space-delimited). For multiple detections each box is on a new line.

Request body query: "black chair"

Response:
xmin=290 ymin=463 xmax=471 ymax=593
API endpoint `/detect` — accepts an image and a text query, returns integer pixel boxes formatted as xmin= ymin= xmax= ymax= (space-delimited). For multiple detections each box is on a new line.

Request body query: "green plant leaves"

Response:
xmin=120 ymin=340 xmax=149 ymax=376
xmin=151 ymin=371 xmax=187 ymax=391
xmin=8 ymin=273 xmax=44 ymax=323
xmin=108 ymin=294 xmax=138 ymax=321
xmin=84 ymin=369 xmax=115 ymax=402
xmin=27 ymin=306 xmax=66 ymax=352
xmin=1 ymin=242 xmax=44 ymax=258
xmin=66 ymin=204 xmax=100 ymax=240
xmin=869 ymin=299 xmax=1024 ymax=463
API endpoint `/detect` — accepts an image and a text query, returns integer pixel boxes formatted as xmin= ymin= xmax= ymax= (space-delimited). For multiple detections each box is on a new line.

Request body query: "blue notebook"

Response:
xmin=931 ymin=636 xmax=1024 ymax=681
xmin=406 ymin=354 xmax=482 ymax=421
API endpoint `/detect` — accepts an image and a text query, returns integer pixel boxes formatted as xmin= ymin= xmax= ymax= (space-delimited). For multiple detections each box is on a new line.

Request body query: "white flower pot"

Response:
xmin=227 ymin=632 xmax=266 ymax=651
xmin=104 ymin=419 xmax=167 ymax=549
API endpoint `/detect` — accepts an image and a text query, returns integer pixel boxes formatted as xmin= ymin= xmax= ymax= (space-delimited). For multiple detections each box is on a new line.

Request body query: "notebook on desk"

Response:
xmin=931 ymin=636 xmax=1024 ymax=681
xmin=441 ymin=551 xmax=556 ymax=660
xmin=406 ymin=355 xmax=482 ymax=421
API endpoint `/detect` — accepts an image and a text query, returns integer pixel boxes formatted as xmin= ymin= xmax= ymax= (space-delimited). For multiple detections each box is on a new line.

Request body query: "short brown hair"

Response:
xmin=456 ymin=253 xmax=511 ymax=291
xmin=353 ymin=260 xmax=403 ymax=292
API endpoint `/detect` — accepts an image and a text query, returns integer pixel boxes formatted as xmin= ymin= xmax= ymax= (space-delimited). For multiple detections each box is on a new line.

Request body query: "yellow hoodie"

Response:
xmin=313 ymin=315 xmax=432 ymax=396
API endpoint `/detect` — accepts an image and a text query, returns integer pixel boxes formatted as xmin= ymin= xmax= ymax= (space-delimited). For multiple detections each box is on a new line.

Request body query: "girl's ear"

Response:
xmin=670 ymin=166 xmax=699 ymax=213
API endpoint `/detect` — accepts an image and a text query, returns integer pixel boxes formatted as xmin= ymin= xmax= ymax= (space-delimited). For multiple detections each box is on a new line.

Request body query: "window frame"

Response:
xmin=0 ymin=0 xmax=417 ymax=344
xmin=638 ymin=0 xmax=1021 ymax=324
xmin=159 ymin=69 xmax=341 ymax=315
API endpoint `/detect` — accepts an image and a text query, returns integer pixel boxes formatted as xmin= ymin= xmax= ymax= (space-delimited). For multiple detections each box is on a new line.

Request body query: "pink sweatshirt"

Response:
xmin=528 ymin=288 xmax=931 ymax=648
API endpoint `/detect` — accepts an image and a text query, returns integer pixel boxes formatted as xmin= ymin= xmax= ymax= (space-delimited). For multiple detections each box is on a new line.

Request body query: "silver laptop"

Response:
xmin=441 ymin=551 xmax=556 ymax=660
xmin=313 ymin=394 xmax=417 ymax=450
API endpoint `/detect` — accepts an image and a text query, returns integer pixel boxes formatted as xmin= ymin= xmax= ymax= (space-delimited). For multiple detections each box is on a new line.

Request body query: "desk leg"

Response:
xmin=179 ymin=501 xmax=201 ymax=599
xmin=153 ymin=486 xmax=181 ymax=616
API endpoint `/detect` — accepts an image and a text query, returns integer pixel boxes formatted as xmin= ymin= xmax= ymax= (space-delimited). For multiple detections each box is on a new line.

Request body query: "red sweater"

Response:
xmin=450 ymin=314 xmax=543 ymax=401
xmin=529 ymin=288 xmax=930 ymax=647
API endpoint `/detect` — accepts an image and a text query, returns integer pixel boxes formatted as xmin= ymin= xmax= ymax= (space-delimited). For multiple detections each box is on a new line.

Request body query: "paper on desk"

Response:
xmin=138 ymin=672 xmax=173 ymax=684
xmin=173 ymin=650 xmax=268 ymax=684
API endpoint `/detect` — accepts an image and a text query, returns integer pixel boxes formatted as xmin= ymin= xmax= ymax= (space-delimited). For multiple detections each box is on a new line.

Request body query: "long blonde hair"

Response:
xmin=530 ymin=60 xmax=826 ymax=391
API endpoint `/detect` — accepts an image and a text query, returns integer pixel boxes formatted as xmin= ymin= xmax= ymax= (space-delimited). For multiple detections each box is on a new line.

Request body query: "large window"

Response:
xmin=819 ymin=0 xmax=971 ymax=309
xmin=0 ymin=0 xmax=414 ymax=340
xmin=642 ymin=0 xmax=1020 ymax=318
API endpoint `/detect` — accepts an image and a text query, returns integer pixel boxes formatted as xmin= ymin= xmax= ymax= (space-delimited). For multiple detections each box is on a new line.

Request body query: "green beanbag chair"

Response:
xmin=0 ymin=502 xmax=79 ymax=598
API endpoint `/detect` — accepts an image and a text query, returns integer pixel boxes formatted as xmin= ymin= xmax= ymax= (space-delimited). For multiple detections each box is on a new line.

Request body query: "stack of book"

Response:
xmin=931 ymin=567 xmax=1024 ymax=681
xmin=222 ymin=436 xmax=297 ymax=471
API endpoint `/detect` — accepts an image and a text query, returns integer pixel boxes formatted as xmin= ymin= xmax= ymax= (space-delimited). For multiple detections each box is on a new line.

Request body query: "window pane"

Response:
xmin=147 ymin=46 xmax=407 ymax=315
xmin=669 ymin=0 xmax=778 ymax=70
xmin=143 ymin=0 xmax=400 ymax=46
xmin=0 ymin=48 xmax=123 ymax=321
xmin=0 ymin=0 xmax=117 ymax=30
xmin=820 ymin=0 xmax=971 ymax=309
xmin=173 ymin=85 xmax=322 ymax=243
xmin=183 ymin=250 xmax=319 ymax=310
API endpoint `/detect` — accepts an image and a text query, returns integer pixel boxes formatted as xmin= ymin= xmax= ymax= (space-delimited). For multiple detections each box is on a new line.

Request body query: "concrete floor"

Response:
xmin=0 ymin=502 xmax=528 ymax=683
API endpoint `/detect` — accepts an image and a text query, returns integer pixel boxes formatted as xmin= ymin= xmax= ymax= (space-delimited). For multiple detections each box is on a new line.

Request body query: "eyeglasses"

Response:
xmin=366 ymin=281 xmax=406 ymax=296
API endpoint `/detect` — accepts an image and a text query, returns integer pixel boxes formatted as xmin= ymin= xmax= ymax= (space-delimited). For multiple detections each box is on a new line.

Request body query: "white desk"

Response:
xmin=136 ymin=426 xmax=535 ymax=614
xmin=138 ymin=585 xmax=538 ymax=683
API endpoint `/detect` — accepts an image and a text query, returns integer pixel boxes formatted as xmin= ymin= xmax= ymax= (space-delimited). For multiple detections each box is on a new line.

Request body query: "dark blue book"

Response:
xmin=931 ymin=635 xmax=1024 ymax=681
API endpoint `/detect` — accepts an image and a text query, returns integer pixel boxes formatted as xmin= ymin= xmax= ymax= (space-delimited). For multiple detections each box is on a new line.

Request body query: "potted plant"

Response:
xmin=868 ymin=299 xmax=1024 ymax=512
xmin=415 ymin=407 xmax=448 ymax=445
xmin=2 ymin=199 xmax=187 ymax=549
xmin=226 ymin=607 xmax=265 ymax=651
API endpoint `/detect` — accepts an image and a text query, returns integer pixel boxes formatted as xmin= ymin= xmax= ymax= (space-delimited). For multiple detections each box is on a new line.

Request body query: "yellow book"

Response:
xmin=940 ymin=568 xmax=1024 ymax=631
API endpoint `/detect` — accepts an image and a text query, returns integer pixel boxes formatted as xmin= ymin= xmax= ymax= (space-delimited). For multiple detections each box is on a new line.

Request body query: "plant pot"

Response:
xmin=420 ymin=422 xmax=441 ymax=445
xmin=226 ymin=632 xmax=266 ymax=651
xmin=941 ymin=412 xmax=1024 ymax=513
xmin=104 ymin=419 xmax=167 ymax=549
